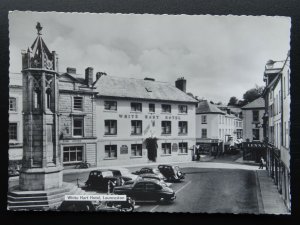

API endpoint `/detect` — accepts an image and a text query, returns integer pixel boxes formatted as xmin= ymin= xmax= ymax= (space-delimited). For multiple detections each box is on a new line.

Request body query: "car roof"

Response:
xmin=140 ymin=173 xmax=158 ymax=177
xmin=90 ymin=169 xmax=110 ymax=173
xmin=135 ymin=178 xmax=161 ymax=184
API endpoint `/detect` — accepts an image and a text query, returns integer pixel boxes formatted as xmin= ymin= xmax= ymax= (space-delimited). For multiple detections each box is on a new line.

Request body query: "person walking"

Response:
xmin=259 ymin=157 xmax=265 ymax=169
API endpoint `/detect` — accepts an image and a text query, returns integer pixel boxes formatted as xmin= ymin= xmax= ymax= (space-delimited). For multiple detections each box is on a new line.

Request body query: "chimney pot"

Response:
xmin=67 ymin=67 xmax=76 ymax=74
xmin=96 ymin=72 xmax=107 ymax=80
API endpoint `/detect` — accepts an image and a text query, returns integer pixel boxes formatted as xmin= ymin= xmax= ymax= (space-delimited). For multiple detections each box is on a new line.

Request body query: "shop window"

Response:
xmin=9 ymin=97 xmax=17 ymax=112
xmin=131 ymin=102 xmax=142 ymax=112
xmin=201 ymin=129 xmax=207 ymax=138
xmin=162 ymin=143 xmax=171 ymax=155
xmin=73 ymin=117 xmax=84 ymax=137
xmin=104 ymin=101 xmax=117 ymax=111
xmin=162 ymin=121 xmax=171 ymax=134
xmin=161 ymin=104 xmax=171 ymax=113
xmin=149 ymin=103 xmax=155 ymax=113
xmin=252 ymin=129 xmax=260 ymax=141
xmin=105 ymin=120 xmax=117 ymax=135
xmin=201 ymin=115 xmax=207 ymax=124
xmin=252 ymin=110 xmax=259 ymax=122
xmin=73 ymin=96 xmax=83 ymax=111
xmin=178 ymin=121 xmax=188 ymax=134
xmin=131 ymin=120 xmax=142 ymax=135
xmin=63 ymin=146 xmax=83 ymax=163
xmin=179 ymin=142 xmax=188 ymax=153
xmin=131 ymin=144 xmax=142 ymax=156
xmin=9 ymin=123 xmax=17 ymax=140
xmin=178 ymin=105 xmax=187 ymax=114
xmin=105 ymin=145 xmax=117 ymax=158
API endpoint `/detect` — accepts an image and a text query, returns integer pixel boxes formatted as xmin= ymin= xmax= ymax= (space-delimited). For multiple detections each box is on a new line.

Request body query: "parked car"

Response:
xmin=108 ymin=168 xmax=139 ymax=182
xmin=85 ymin=170 xmax=124 ymax=191
xmin=132 ymin=167 xmax=166 ymax=181
xmin=58 ymin=200 xmax=121 ymax=212
xmin=113 ymin=179 xmax=176 ymax=203
xmin=157 ymin=165 xmax=185 ymax=182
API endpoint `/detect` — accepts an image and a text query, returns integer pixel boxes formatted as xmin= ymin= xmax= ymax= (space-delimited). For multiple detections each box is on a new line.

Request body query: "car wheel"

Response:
xmin=121 ymin=205 xmax=134 ymax=212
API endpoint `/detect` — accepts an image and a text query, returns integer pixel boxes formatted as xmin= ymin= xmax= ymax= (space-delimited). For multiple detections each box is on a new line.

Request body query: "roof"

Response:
xmin=196 ymin=100 xmax=225 ymax=114
xmin=94 ymin=75 xmax=198 ymax=103
xmin=58 ymin=73 xmax=86 ymax=84
xmin=242 ymin=97 xmax=265 ymax=109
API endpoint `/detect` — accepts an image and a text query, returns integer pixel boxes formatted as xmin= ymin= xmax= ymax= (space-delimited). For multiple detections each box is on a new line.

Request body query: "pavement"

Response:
xmin=255 ymin=169 xmax=290 ymax=214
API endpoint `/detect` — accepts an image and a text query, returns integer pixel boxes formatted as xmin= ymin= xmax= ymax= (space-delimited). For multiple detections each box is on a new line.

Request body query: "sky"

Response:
xmin=9 ymin=11 xmax=291 ymax=104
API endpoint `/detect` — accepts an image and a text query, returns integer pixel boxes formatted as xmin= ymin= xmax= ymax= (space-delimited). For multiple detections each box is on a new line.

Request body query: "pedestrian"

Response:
xmin=259 ymin=157 xmax=265 ymax=169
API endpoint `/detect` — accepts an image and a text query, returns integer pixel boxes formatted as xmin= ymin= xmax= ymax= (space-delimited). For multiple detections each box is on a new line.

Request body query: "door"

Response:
xmin=146 ymin=138 xmax=157 ymax=162
xmin=132 ymin=183 xmax=146 ymax=200
xmin=145 ymin=182 xmax=161 ymax=201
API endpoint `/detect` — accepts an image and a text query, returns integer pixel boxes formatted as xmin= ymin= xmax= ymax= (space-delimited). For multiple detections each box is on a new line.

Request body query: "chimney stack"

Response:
xmin=175 ymin=77 xmax=187 ymax=92
xmin=85 ymin=67 xmax=94 ymax=86
xmin=67 ymin=67 xmax=76 ymax=74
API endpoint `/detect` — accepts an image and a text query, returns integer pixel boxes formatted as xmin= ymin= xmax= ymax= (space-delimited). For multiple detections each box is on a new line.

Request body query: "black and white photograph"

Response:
xmin=7 ymin=11 xmax=291 ymax=214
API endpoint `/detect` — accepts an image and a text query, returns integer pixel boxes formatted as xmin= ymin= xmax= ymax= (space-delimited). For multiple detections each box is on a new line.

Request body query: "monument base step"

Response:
xmin=7 ymin=182 xmax=83 ymax=211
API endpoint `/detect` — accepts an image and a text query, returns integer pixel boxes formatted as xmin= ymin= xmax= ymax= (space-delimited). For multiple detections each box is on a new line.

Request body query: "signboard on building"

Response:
xmin=120 ymin=145 xmax=128 ymax=154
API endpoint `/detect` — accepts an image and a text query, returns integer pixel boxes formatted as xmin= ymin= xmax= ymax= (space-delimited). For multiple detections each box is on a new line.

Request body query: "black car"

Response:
xmin=113 ymin=179 xmax=176 ymax=203
xmin=157 ymin=165 xmax=185 ymax=182
xmin=58 ymin=200 xmax=121 ymax=212
xmin=107 ymin=168 xmax=138 ymax=182
xmin=132 ymin=167 xmax=166 ymax=181
xmin=85 ymin=170 xmax=124 ymax=191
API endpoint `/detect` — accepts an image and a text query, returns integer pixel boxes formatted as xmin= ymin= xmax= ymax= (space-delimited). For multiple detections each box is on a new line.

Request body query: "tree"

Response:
xmin=228 ymin=96 xmax=238 ymax=106
xmin=242 ymin=85 xmax=264 ymax=105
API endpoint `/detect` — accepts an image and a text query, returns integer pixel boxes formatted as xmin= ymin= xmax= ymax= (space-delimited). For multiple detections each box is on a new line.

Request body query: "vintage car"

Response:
xmin=132 ymin=167 xmax=166 ymax=181
xmin=157 ymin=165 xmax=185 ymax=182
xmin=107 ymin=168 xmax=139 ymax=181
xmin=113 ymin=179 xmax=176 ymax=203
xmin=85 ymin=170 xmax=124 ymax=191
xmin=138 ymin=173 xmax=168 ymax=184
xmin=58 ymin=200 xmax=121 ymax=212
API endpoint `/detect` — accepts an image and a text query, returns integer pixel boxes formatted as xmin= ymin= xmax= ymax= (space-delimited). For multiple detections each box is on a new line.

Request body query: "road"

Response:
xmin=61 ymin=166 xmax=261 ymax=214
xmin=134 ymin=168 xmax=260 ymax=213
xmin=8 ymin=153 xmax=263 ymax=213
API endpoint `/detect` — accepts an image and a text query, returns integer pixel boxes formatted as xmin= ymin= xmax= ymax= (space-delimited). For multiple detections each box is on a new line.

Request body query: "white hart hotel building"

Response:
xmin=94 ymin=76 xmax=198 ymax=166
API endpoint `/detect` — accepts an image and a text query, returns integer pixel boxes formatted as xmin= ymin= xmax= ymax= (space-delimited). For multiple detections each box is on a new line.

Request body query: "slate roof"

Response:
xmin=58 ymin=73 xmax=87 ymax=84
xmin=196 ymin=100 xmax=225 ymax=114
xmin=94 ymin=75 xmax=198 ymax=103
xmin=242 ymin=97 xmax=265 ymax=109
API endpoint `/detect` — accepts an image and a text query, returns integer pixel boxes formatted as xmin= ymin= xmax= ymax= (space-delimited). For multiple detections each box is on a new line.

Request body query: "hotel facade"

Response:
xmin=94 ymin=76 xmax=197 ymax=166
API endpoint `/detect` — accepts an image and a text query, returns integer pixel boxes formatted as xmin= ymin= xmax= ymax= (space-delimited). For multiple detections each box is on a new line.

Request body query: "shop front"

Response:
xmin=196 ymin=139 xmax=222 ymax=156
